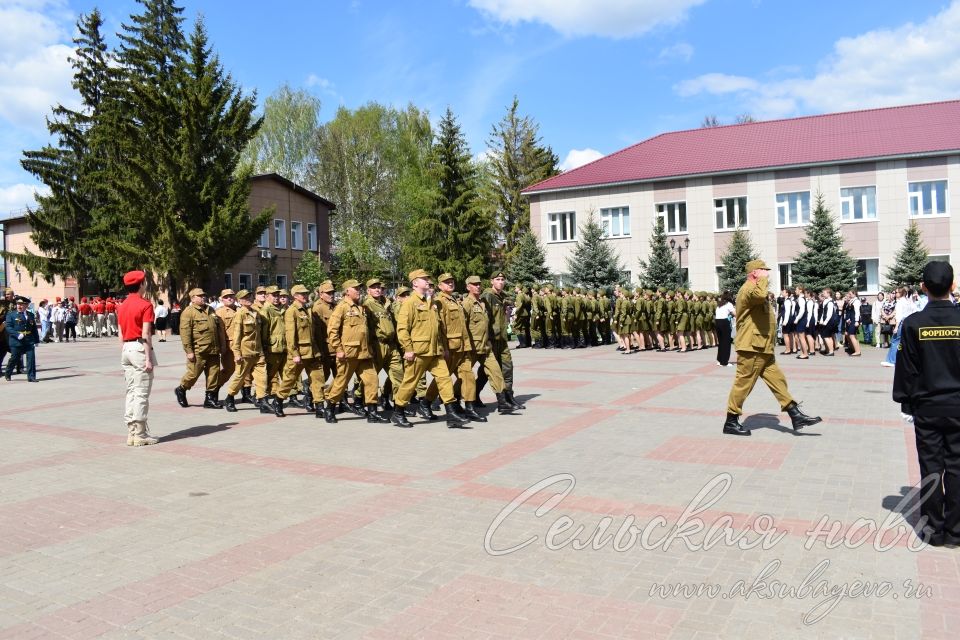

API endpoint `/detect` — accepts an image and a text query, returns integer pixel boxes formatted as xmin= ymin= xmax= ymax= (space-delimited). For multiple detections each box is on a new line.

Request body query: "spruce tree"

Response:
xmin=718 ymin=227 xmax=760 ymax=293
xmin=884 ymin=221 xmax=929 ymax=289
xmin=565 ymin=211 xmax=626 ymax=288
xmin=791 ymin=193 xmax=858 ymax=292
xmin=507 ymin=231 xmax=550 ymax=285
xmin=636 ymin=218 xmax=686 ymax=288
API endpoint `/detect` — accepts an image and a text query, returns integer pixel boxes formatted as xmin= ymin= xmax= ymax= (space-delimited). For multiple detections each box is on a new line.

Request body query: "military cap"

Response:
xmin=265 ymin=285 xmax=279 ymax=294
xmin=188 ymin=287 xmax=205 ymax=297
xmin=289 ymin=284 xmax=309 ymax=295
xmin=318 ymin=280 xmax=335 ymax=293
xmin=255 ymin=285 xmax=268 ymax=294
xmin=278 ymin=288 xmax=290 ymax=297
xmin=342 ymin=279 xmax=361 ymax=290
xmin=408 ymin=268 xmax=432 ymax=282
xmin=366 ymin=278 xmax=383 ymax=288
xmin=14 ymin=295 xmax=29 ymax=304
xmin=395 ymin=286 xmax=411 ymax=296
xmin=123 ymin=270 xmax=146 ymax=286
xmin=465 ymin=275 xmax=482 ymax=285
xmin=490 ymin=270 xmax=506 ymax=280
xmin=745 ymin=259 xmax=771 ymax=273
xmin=220 ymin=288 xmax=236 ymax=298
xmin=3 ymin=287 xmax=13 ymax=295
xmin=235 ymin=289 xmax=252 ymax=300
xmin=437 ymin=272 xmax=454 ymax=283
xmin=573 ymin=287 xmax=580 ymax=294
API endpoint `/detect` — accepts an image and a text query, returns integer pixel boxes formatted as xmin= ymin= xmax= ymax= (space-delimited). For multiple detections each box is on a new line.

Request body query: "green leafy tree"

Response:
xmin=565 ymin=210 xmax=626 ymax=288
xmin=507 ymin=230 xmax=550 ymax=284
xmin=332 ymin=229 xmax=389 ymax=285
xmin=636 ymin=218 xmax=686 ymax=288
xmin=239 ymin=83 xmax=321 ymax=185
xmin=885 ymin=221 xmax=929 ymax=289
xmin=791 ymin=192 xmax=858 ymax=292
xmin=293 ymin=251 xmax=328 ymax=292
xmin=718 ymin=227 xmax=760 ymax=293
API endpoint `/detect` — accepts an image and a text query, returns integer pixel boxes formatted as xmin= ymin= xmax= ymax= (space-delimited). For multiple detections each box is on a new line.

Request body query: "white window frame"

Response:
xmin=599 ymin=206 xmax=631 ymax=238
xmin=238 ymin=273 xmax=252 ymax=291
xmin=656 ymin=201 xmax=687 ymax=235
xmin=273 ymin=219 xmax=287 ymax=249
xmin=908 ymin=180 xmax=949 ymax=217
xmin=839 ymin=185 xmax=878 ymax=223
xmin=775 ymin=191 xmax=811 ymax=228
xmin=223 ymin=273 xmax=233 ymax=290
xmin=778 ymin=263 xmax=793 ymax=291
xmin=856 ymin=257 xmax=880 ymax=295
xmin=714 ymin=196 xmax=748 ymax=231
xmin=306 ymin=223 xmax=317 ymax=251
xmin=258 ymin=227 xmax=269 ymax=248
xmin=290 ymin=221 xmax=302 ymax=250
xmin=547 ymin=211 xmax=577 ymax=243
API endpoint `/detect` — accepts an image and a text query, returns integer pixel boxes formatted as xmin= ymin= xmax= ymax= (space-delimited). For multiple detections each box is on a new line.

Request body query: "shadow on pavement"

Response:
xmin=743 ymin=412 xmax=822 ymax=436
xmin=882 ymin=485 xmax=922 ymax=528
xmin=160 ymin=422 xmax=236 ymax=443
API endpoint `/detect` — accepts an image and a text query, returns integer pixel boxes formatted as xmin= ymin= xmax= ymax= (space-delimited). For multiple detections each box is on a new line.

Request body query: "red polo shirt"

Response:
xmin=117 ymin=293 xmax=155 ymax=340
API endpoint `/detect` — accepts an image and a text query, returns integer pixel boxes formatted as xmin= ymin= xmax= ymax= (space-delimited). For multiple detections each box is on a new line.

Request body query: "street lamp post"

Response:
xmin=669 ymin=237 xmax=691 ymax=279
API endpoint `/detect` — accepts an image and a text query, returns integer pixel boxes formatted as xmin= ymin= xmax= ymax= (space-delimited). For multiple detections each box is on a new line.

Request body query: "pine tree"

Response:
xmin=636 ymin=218 xmax=686 ymax=288
xmin=293 ymin=251 xmax=328 ymax=293
xmin=791 ymin=193 xmax=858 ymax=292
xmin=718 ymin=227 xmax=760 ymax=293
xmin=884 ymin=221 xmax=929 ymax=289
xmin=565 ymin=210 xmax=626 ymax=288
xmin=507 ymin=231 xmax=550 ymax=285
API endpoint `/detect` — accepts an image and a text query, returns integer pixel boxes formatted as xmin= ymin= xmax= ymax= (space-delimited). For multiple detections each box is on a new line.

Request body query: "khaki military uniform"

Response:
xmin=514 ymin=290 xmax=531 ymax=346
xmin=226 ymin=306 xmax=264 ymax=396
xmin=424 ymin=291 xmax=475 ymax=403
xmin=312 ymin=300 xmax=337 ymax=384
xmin=275 ymin=301 xmax=325 ymax=402
xmin=215 ymin=304 xmax=237 ymax=393
xmin=363 ymin=296 xmax=403 ymax=400
xmin=727 ymin=277 xmax=794 ymax=414
xmin=478 ymin=287 xmax=513 ymax=392
xmin=394 ymin=291 xmax=456 ymax=406
xmin=464 ymin=293 xmax=505 ymax=393
xmin=326 ymin=297 xmax=379 ymax=404
xmin=255 ymin=301 xmax=286 ymax=399
xmin=179 ymin=302 xmax=221 ymax=391
xmin=391 ymin=297 xmax=427 ymax=398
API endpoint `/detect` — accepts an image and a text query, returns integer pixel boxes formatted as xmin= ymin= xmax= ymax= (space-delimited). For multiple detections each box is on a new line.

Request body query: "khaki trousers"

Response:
xmin=373 ymin=343 xmax=404 ymax=397
xmin=328 ymin=357 xmax=379 ymax=404
xmin=254 ymin=352 xmax=284 ymax=398
xmin=121 ymin=342 xmax=156 ymax=428
xmin=726 ymin=351 xmax=794 ymax=415
xmin=181 ymin=352 xmax=220 ymax=392
xmin=217 ymin=353 xmax=236 ymax=393
xmin=227 ymin=356 xmax=258 ymax=396
xmin=426 ymin=350 xmax=474 ymax=402
xmin=471 ymin=351 xmax=505 ymax=394
xmin=395 ymin=355 xmax=455 ymax=406
xmin=276 ymin=356 xmax=324 ymax=402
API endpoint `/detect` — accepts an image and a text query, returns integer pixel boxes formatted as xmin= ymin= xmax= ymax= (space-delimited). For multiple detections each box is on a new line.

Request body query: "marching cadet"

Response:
xmin=654 ymin=288 xmax=668 ymax=351
xmin=390 ymin=286 xmax=424 ymax=417
xmin=478 ymin=271 xmax=524 ymax=410
xmin=324 ymin=279 xmax=389 ymax=424
xmin=214 ymin=289 xmax=238 ymax=400
xmin=311 ymin=280 xmax=349 ymax=413
xmin=597 ymin=288 xmax=611 ymax=344
xmin=584 ymin=290 xmax=597 ymax=346
xmin=513 ymin=284 xmax=531 ymax=348
xmin=223 ymin=290 xmax=264 ymax=413
xmin=391 ymin=269 xmax=470 ymax=429
xmin=642 ymin=290 xmax=656 ymax=350
xmin=175 ymin=288 xmax=223 ymax=409
xmin=255 ymin=286 xmax=286 ymax=413
xmin=242 ymin=285 xmax=269 ymax=404
xmin=363 ymin=278 xmax=403 ymax=413
xmin=574 ymin=288 xmax=587 ymax=348
xmin=463 ymin=275 xmax=516 ymax=415
xmin=531 ymin=286 xmax=546 ymax=348
xmin=273 ymin=284 xmax=325 ymax=418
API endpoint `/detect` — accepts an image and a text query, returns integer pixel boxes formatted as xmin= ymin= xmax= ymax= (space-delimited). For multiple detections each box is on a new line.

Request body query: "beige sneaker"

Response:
xmin=131 ymin=422 xmax=159 ymax=446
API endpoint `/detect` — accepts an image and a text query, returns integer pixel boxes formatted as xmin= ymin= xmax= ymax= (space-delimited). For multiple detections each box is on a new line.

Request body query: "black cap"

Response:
xmin=922 ymin=261 xmax=954 ymax=296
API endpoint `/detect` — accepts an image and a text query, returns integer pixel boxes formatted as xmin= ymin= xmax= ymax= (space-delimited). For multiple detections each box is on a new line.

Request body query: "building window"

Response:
xmin=223 ymin=273 xmax=233 ymax=290
xmin=258 ymin=227 xmax=269 ymax=248
xmin=715 ymin=197 xmax=748 ymax=231
xmin=840 ymin=186 xmax=877 ymax=221
xmin=548 ymin=211 xmax=576 ymax=242
xmin=307 ymin=223 xmax=317 ymax=251
xmin=776 ymin=191 xmax=810 ymax=226
xmin=856 ymin=259 xmax=879 ymax=294
xmin=238 ymin=273 xmax=252 ymax=291
xmin=656 ymin=202 xmax=687 ymax=234
xmin=778 ymin=263 xmax=793 ymax=290
xmin=929 ymin=254 xmax=950 ymax=263
xmin=909 ymin=180 xmax=948 ymax=216
xmin=715 ymin=266 xmax=723 ymax=292
xmin=600 ymin=207 xmax=630 ymax=238
xmin=274 ymin=219 xmax=286 ymax=248
xmin=276 ymin=274 xmax=287 ymax=288
xmin=290 ymin=222 xmax=302 ymax=250
xmin=258 ymin=274 xmax=268 ymax=287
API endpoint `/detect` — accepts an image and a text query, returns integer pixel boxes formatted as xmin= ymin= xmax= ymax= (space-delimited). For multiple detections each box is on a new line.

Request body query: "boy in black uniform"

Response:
xmin=893 ymin=261 xmax=960 ymax=547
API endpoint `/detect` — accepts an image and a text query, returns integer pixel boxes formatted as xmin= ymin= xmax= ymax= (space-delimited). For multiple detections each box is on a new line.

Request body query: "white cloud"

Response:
xmin=468 ymin=0 xmax=707 ymax=39
xmin=675 ymin=1 xmax=960 ymax=118
xmin=0 ymin=183 xmax=47 ymax=214
xmin=658 ymin=42 xmax=694 ymax=62
xmin=560 ymin=148 xmax=604 ymax=171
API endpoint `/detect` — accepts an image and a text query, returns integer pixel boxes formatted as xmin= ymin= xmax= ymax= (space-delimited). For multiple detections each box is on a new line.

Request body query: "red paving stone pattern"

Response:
xmin=644 ymin=435 xmax=792 ymax=470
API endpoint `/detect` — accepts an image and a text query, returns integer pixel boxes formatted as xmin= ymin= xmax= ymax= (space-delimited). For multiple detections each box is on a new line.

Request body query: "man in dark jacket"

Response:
xmin=4 ymin=296 xmax=39 ymax=382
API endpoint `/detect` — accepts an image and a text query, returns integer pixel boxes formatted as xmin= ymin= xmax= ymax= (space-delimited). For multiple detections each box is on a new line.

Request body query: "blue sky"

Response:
xmin=2 ymin=0 xmax=959 ymax=213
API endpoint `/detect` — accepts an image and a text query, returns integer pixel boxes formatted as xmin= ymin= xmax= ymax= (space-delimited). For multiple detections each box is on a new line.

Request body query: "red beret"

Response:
xmin=123 ymin=270 xmax=146 ymax=286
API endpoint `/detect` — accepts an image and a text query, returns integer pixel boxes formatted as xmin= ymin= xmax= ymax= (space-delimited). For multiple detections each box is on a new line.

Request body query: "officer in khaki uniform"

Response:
xmin=724 ymin=259 xmax=822 ymax=436
xmin=325 ymin=279 xmax=389 ymax=423
xmin=223 ymin=290 xmax=264 ymax=412
xmin=244 ymin=286 xmax=269 ymax=401
xmin=391 ymin=286 xmax=425 ymax=417
xmin=363 ymin=278 xmax=403 ymax=412
xmin=478 ymin=271 xmax=523 ymax=410
xmin=214 ymin=289 xmax=238 ymax=398
xmin=513 ymin=285 xmax=531 ymax=348
xmin=175 ymin=287 xmax=223 ymax=409
xmin=463 ymin=275 xmax=516 ymax=415
xmin=255 ymin=286 xmax=286 ymax=412
xmin=391 ymin=269 xmax=470 ymax=429
xmin=271 ymin=284 xmax=325 ymax=417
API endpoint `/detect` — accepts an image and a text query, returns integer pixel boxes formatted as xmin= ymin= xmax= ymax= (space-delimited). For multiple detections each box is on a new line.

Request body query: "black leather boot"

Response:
xmin=259 ymin=395 xmax=274 ymax=414
xmin=404 ymin=399 xmax=418 ymax=417
xmin=203 ymin=391 xmax=222 ymax=409
xmin=175 ymin=385 xmax=189 ymax=408
xmin=379 ymin=395 xmax=393 ymax=413
xmin=444 ymin=403 xmax=471 ymax=428
xmin=273 ymin=396 xmax=286 ymax=417
xmin=496 ymin=392 xmax=516 ymax=415
xmin=338 ymin=398 xmax=351 ymax=415
xmin=505 ymin=390 xmax=525 ymax=410
xmin=417 ymin=398 xmax=438 ymax=420
xmin=288 ymin=394 xmax=305 ymax=409
xmin=224 ymin=395 xmax=237 ymax=412
xmin=366 ymin=404 xmax=390 ymax=424
xmin=785 ymin=402 xmax=822 ymax=430
xmin=322 ymin=401 xmax=338 ymax=423
xmin=722 ymin=413 xmax=750 ymax=436
xmin=463 ymin=402 xmax=487 ymax=423
xmin=239 ymin=386 xmax=253 ymax=404
xmin=474 ymin=396 xmax=486 ymax=408
xmin=392 ymin=408 xmax=413 ymax=428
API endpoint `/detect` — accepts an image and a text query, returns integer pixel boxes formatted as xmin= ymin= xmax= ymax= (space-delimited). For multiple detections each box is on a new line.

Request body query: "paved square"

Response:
xmin=0 ymin=339 xmax=956 ymax=639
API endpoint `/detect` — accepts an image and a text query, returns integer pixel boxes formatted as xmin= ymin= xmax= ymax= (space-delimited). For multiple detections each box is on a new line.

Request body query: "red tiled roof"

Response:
xmin=524 ymin=100 xmax=960 ymax=194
